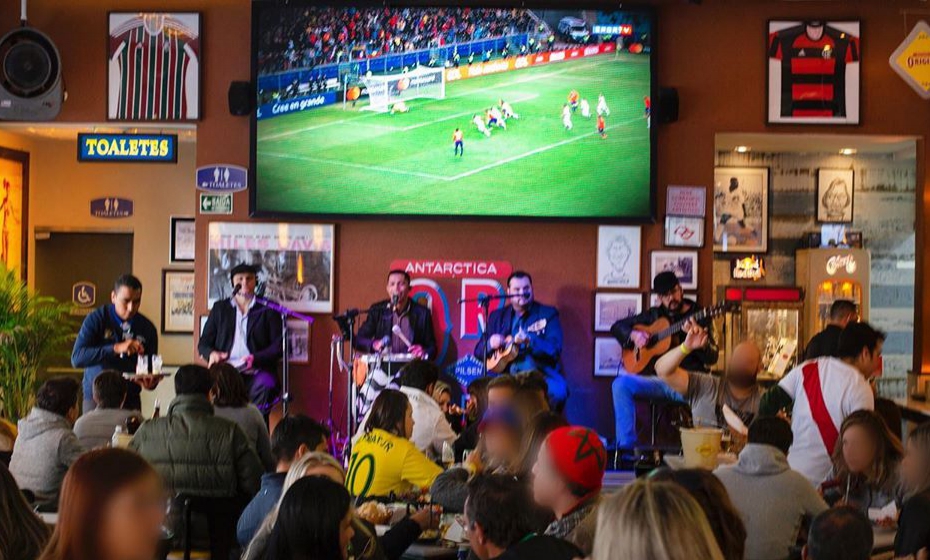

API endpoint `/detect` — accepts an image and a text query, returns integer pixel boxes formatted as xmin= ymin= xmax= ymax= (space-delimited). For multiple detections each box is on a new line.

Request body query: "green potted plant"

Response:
xmin=0 ymin=269 xmax=73 ymax=421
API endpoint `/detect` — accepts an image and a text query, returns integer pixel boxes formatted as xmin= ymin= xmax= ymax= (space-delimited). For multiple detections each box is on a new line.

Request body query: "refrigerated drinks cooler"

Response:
xmin=719 ymin=286 xmax=805 ymax=381
xmin=795 ymin=248 xmax=870 ymax=341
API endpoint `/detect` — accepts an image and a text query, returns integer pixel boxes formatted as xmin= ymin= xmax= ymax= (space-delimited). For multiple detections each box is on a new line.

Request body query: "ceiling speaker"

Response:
xmin=0 ymin=26 xmax=63 ymax=120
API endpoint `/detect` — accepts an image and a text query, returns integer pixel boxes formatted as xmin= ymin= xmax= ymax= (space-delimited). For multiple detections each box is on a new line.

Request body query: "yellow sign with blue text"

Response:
xmin=890 ymin=21 xmax=930 ymax=99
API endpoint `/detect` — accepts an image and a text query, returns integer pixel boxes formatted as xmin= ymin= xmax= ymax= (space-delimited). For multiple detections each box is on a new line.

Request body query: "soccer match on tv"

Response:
xmin=253 ymin=5 xmax=653 ymax=219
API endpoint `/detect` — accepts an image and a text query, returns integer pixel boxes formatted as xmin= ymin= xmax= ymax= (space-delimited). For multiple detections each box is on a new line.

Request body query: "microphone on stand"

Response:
xmin=231 ymin=283 xmax=242 ymax=297
xmin=390 ymin=294 xmax=399 ymax=310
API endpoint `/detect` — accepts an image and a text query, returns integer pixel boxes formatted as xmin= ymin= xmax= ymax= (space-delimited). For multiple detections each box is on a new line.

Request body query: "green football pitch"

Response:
xmin=255 ymin=53 xmax=651 ymax=218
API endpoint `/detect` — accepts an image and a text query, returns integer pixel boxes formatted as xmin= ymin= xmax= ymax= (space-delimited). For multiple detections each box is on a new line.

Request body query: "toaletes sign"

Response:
xmin=77 ymin=133 xmax=178 ymax=163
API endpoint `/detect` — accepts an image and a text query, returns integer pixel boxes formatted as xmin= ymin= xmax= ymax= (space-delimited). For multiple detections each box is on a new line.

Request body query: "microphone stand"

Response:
xmin=253 ymin=296 xmax=315 ymax=417
xmin=458 ymin=293 xmax=516 ymax=378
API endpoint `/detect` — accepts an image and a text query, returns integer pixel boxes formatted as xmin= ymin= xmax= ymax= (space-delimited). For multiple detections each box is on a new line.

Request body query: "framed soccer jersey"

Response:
xmin=108 ymin=12 xmax=201 ymax=121
xmin=767 ymin=20 xmax=860 ymax=125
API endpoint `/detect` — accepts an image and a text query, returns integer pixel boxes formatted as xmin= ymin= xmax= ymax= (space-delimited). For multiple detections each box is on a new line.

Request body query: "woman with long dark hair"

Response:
xmin=0 ymin=461 xmax=49 ymax=560
xmin=210 ymin=363 xmax=275 ymax=471
xmin=38 ymin=448 xmax=166 ymax=560
xmin=265 ymin=476 xmax=355 ymax=560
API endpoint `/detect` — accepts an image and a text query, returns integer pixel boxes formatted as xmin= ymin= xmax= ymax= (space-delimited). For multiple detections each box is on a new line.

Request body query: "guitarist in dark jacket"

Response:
xmin=609 ymin=271 xmax=718 ymax=449
xmin=199 ymin=263 xmax=283 ymax=415
xmin=473 ymin=271 xmax=567 ymax=411
xmin=355 ymin=270 xmax=436 ymax=360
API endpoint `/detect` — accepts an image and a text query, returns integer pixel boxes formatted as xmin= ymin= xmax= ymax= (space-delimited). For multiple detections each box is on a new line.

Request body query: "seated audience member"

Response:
xmin=466 ymin=473 xmax=582 ymax=560
xmin=454 ymin=377 xmax=489 ymax=461
xmin=802 ymin=506 xmax=873 ymax=560
xmin=649 ymin=468 xmax=746 ymax=560
xmin=348 ymin=389 xmax=442 ymax=499
xmin=0 ymin=417 xmax=16 ymax=466
xmin=487 ymin=374 xmax=518 ymax=410
xmin=37 ymin=448 xmax=166 ymax=560
xmin=655 ymin=320 xmax=763 ymax=432
xmin=805 ymin=299 xmax=857 ymax=360
xmin=10 ymin=376 xmax=83 ymax=508
xmin=432 ymin=381 xmax=463 ymax=433
xmin=237 ymin=414 xmax=330 ymax=547
xmin=356 ymin=360 xmax=456 ymax=459
xmin=515 ymin=411 xmax=569 ymax=477
xmin=210 ymin=363 xmax=275 ymax=471
xmin=592 ymin=478 xmax=724 ymax=560
xmin=130 ymin=364 xmax=262 ymax=560
xmin=244 ymin=452 xmax=429 ymax=560
xmin=823 ymin=409 xmax=903 ymax=518
xmin=73 ymin=370 xmax=141 ymax=449
xmin=264 ymin=476 xmax=355 ymax=560
xmin=714 ymin=417 xmax=827 ymax=560
xmin=514 ymin=371 xmax=551 ymax=423
xmin=777 ymin=322 xmax=880 ymax=485
xmin=0 ymin=462 xmax=49 ymax=560
xmin=895 ymin=421 xmax=930 ymax=558
xmin=532 ymin=426 xmax=607 ymax=556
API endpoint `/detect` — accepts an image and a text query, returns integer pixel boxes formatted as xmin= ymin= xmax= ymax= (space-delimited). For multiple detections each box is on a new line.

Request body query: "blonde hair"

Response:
xmin=592 ymin=479 xmax=724 ymax=560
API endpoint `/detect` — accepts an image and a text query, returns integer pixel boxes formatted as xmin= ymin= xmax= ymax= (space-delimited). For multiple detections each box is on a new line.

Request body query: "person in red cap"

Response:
xmin=531 ymin=426 xmax=606 ymax=556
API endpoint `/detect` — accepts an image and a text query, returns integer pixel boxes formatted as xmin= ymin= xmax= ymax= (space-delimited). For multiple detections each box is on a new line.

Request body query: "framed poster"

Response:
xmin=594 ymin=337 xmax=623 ymax=377
xmin=767 ymin=20 xmax=861 ymax=125
xmin=287 ymin=320 xmax=311 ymax=363
xmin=207 ymin=222 xmax=335 ymax=313
xmin=651 ymin=251 xmax=698 ymax=291
xmin=596 ymin=226 xmax=641 ymax=289
xmin=713 ymin=167 xmax=769 ymax=253
xmin=816 ymin=168 xmax=854 ymax=223
xmin=169 ymin=216 xmax=196 ymax=263
xmin=665 ymin=216 xmax=705 ymax=248
xmin=666 ymin=186 xmax=707 ymax=217
xmin=0 ymin=147 xmax=28 ymax=279
xmin=162 ymin=269 xmax=194 ymax=334
xmin=108 ymin=12 xmax=202 ymax=121
xmin=594 ymin=293 xmax=643 ymax=332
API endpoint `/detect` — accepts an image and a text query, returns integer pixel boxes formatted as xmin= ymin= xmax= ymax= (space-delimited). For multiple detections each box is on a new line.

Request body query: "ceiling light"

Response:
xmin=734 ymin=145 xmax=751 ymax=153
xmin=839 ymin=148 xmax=857 ymax=155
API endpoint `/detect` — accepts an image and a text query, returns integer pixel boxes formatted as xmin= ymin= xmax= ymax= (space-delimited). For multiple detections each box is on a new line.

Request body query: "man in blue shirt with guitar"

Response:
xmin=473 ymin=271 xmax=567 ymax=411
xmin=609 ymin=271 xmax=720 ymax=451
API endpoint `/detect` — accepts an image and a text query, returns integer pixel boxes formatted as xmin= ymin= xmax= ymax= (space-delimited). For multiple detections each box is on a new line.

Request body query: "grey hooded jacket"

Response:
xmin=9 ymin=407 xmax=84 ymax=506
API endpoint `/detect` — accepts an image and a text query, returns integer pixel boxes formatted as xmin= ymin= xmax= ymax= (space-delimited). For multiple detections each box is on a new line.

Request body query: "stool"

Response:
xmin=172 ymin=494 xmax=245 ymax=560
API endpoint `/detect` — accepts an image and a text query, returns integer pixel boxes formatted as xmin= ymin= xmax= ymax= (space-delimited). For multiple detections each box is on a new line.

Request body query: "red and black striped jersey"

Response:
xmin=110 ymin=18 xmax=200 ymax=120
xmin=768 ymin=23 xmax=859 ymax=118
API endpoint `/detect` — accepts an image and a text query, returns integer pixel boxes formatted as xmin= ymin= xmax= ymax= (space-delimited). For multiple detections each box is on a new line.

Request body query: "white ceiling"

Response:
xmin=716 ymin=132 xmax=917 ymax=158
xmin=0 ymin=122 xmax=197 ymax=142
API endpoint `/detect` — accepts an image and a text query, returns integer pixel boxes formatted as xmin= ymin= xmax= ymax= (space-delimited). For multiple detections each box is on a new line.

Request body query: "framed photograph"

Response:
xmin=652 ymin=251 xmax=698 ymax=290
xmin=594 ymin=338 xmax=624 ymax=377
xmin=816 ymin=169 xmax=854 ymax=223
xmin=596 ymin=226 xmax=641 ymax=289
xmin=767 ymin=20 xmax=861 ymax=125
xmin=0 ymin=147 xmax=28 ymax=280
xmin=665 ymin=216 xmax=704 ymax=248
xmin=207 ymin=222 xmax=335 ymax=313
xmin=162 ymin=269 xmax=195 ymax=334
xmin=287 ymin=320 xmax=311 ymax=363
xmin=713 ymin=167 xmax=769 ymax=253
xmin=169 ymin=216 xmax=196 ymax=263
xmin=594 ymin=293 xmax=643 ymax=332
xmin=108 ymin=12 xmax=202 ymax=121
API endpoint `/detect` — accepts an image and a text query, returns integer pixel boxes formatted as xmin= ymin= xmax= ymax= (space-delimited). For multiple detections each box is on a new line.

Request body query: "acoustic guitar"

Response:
xmin=486 ymin=338 xmax=525 ymax=374
xmin=621 ymin=302 xmax=735 ymax=374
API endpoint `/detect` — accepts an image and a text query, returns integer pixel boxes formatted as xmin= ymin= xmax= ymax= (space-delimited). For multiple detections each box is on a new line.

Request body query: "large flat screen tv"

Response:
xmin=251 ymin=3 xmax=655 ymax=219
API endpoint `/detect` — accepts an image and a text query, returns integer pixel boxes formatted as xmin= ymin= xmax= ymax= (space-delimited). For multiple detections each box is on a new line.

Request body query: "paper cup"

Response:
xmin=680 ymin=427 xmax=723 ymax=469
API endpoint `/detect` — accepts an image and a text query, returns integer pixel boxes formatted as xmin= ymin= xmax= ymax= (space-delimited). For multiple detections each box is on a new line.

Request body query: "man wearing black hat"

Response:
xmin=608 ymin=271 xmax=718 ymax=450
xmin=199 ymin=263 xmax=283 ymax=414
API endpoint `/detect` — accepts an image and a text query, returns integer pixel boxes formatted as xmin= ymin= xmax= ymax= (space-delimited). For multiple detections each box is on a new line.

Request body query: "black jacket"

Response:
xmin=609 ymin=298 xmax=718 ymax=374
xmin=895 ymin=490 xmax=930 ymax=557
xmin=355 ymin=299 xmax=437 ymax=359
xmin=804 ymin=324 xmax=843 ymax=360
xmin=198 ymin=299 xmax=283 ymax=371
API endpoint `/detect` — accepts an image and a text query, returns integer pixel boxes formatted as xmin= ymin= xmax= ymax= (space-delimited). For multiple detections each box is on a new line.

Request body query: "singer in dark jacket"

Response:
xmin=355 ymin=270 xmax=437 ymax=360
xmin=199 ymin=264 xmax=283 ymax=414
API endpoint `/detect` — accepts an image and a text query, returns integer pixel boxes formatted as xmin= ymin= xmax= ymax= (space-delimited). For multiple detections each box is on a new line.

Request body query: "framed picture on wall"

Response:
xmin=594 ymin=337 xmax=623 ymax=377
xmin=713 ymin=167 xmax=769 ymax=253
xmin=665 ymin=216 xmax=704 ymax=247
xmin=816 ymin=168 xmax=854 ymax=223
xmin=594 ymin=293 xmax=643 ymax=332
xmin=651 ymin=251 xmax=698 ymax=290
xmin=107 ymin=12 xmax=202 ymax=121
xmin=596 ymin=226 xmax=641 ymax=289
xmin=0 ymin=147 xmax=28 ymax=280
xmin=162 ymin=269 xmax=194 ymax=334
xmin=169 ymin=216 xmax=195 ymax=263
xmin=287 ymin=320 xmax=311 ymax=363
xmin=206 ymin=222 xmax=335 ymax=313
xmin=767 ymin=20 xmax=861 ymax=125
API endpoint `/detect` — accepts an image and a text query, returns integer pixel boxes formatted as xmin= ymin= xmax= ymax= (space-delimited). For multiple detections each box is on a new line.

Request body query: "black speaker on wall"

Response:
xmin=228 ymin=81 xmax=252 ymax=116
xmin=657 ymin=87 xmax=679 ymax=124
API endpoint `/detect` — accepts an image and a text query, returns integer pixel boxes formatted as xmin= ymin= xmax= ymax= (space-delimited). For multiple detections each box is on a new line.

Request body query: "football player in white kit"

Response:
xmin=473 ymin=114 xmax=491 ymax=137
xmin=580 ymin=98 xmax=591 ymax=118
xmin=597 ymin=93 xmax=610 ymax=116
xmin=561 ymin=103 xmax=573 ymax=130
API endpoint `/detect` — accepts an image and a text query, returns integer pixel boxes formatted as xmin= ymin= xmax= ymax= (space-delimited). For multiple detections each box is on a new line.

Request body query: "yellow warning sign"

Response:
xmin=890 ymin=21 xmax=930 ymax=99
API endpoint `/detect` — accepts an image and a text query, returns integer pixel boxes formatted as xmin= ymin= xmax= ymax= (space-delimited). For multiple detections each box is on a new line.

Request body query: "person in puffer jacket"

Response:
xmin=714 ymin=417 xmax=827 ymax=560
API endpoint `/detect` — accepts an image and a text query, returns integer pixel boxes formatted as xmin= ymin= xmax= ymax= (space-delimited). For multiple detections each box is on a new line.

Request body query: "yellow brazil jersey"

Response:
xmin=347 ymin=428 xmax=442 ymax=499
